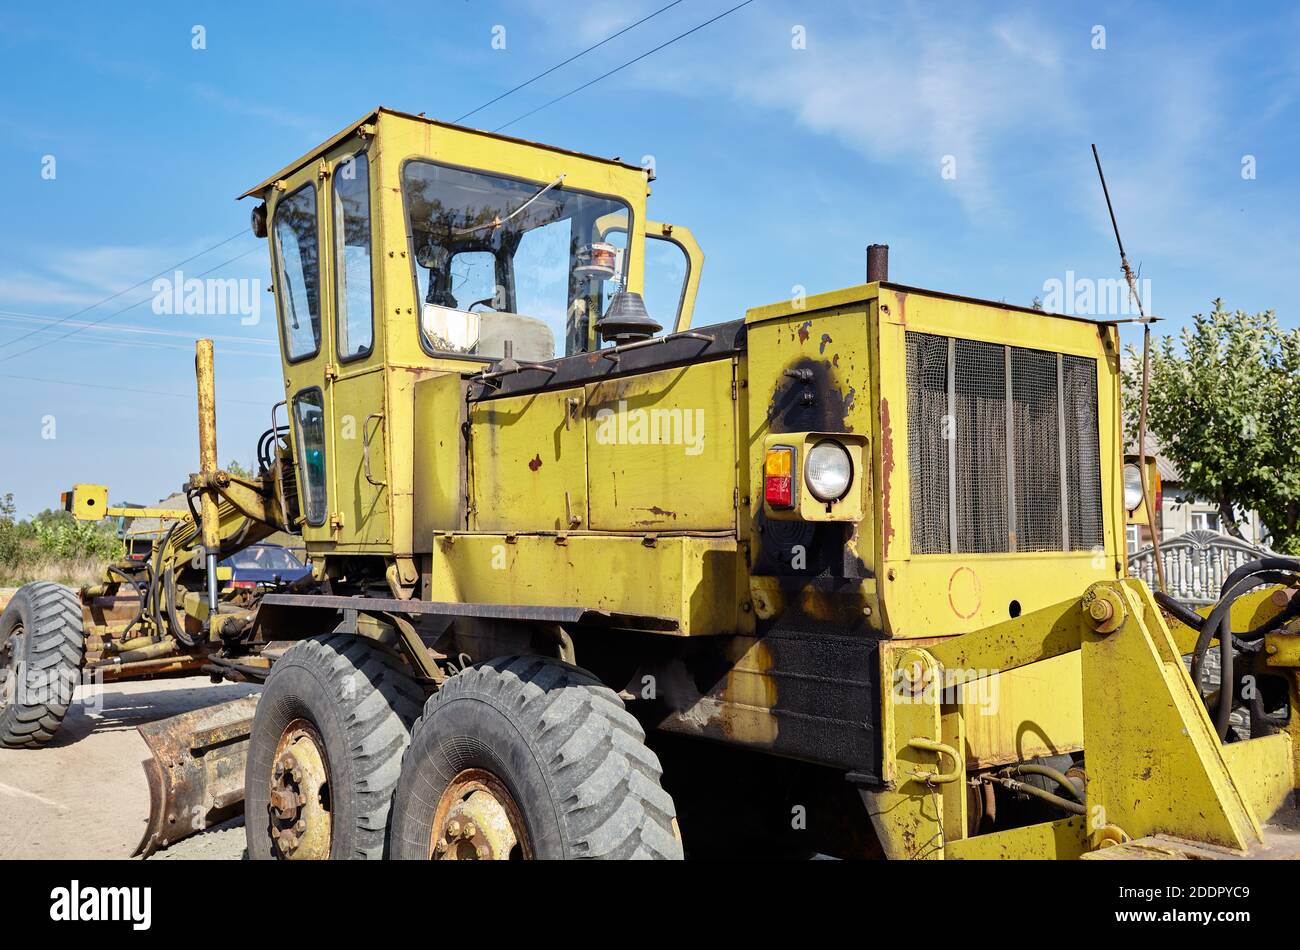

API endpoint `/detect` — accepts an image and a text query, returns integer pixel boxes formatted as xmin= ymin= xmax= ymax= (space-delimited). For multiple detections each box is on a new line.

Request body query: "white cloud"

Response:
xmin=589 ymin=5 xmax=1082 ymax=217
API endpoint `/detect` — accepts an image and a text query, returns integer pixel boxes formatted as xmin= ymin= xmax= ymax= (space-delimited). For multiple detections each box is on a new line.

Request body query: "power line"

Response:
xmin=0 ymin=309 xmax=275 ymax=347
xmin=0 ymin=244 xmax=264 ymax=364
xmin=0 ymin=371 xmax=269 ymax=406
xmin=494 ymin=0 xmax=759 ymax=132
xmin=454 ymin=0 xmax=687 ymax=124
xmin=0 ymin=228 xmax=252 ymax=351
xmin=0 ymin=322 xmax=270 ymax=360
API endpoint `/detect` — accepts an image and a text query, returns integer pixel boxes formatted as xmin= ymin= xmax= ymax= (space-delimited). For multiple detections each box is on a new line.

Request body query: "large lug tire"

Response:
xmin=244 ymin=634 xmax=422 ymax=860
xmin=0 ymin=582 xmax=85 ymax=748
xmin=390 ymin=655 xmax=683 ymax=860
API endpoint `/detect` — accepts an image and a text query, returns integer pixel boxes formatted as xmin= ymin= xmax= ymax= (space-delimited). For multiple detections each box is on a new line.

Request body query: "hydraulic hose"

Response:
xmin=1190 ymin=557 xmax=1300 ymax=738
xmin=1009 ymin=763 xmax=1084 ymax=803
xmin=1154 ymin=590 xmax=1204 ymax=631
xmin=106 ymin=563 xmax=150 ymax=639
xmin=989 ymin=775 xmax=1086 ymax=816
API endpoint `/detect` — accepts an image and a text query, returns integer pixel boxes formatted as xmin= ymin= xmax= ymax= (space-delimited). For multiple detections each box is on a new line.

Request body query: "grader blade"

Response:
xmin=134 ymin=696 xmax=258 ymax=858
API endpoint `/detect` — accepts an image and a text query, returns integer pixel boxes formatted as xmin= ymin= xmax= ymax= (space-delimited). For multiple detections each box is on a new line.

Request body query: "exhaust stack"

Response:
xmin=867 ymin=244 xmax=889 ymax=283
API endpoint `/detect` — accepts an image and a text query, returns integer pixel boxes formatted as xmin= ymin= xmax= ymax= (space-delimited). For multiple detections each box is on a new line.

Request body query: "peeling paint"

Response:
xmin=880 ymin=396 xmax=895 ymax=558
xmin=528 ymin=454 xmax=542 ymax=472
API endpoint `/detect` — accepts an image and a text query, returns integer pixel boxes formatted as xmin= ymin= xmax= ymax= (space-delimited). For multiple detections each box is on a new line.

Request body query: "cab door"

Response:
xmin=323 ymin=148 xmax=390 ymax=547
xmin=271 ymin=163 xmax=335 ymax=545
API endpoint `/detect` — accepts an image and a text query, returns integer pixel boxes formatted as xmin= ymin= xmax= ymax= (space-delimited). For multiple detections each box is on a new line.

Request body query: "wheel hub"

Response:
xmin=431 ymin=769 xmax=530 ymax=860
xmin=268 ymin=719 xmax=332 ymax=860
xmin=0 ymin=625 xmax=23 ymax=711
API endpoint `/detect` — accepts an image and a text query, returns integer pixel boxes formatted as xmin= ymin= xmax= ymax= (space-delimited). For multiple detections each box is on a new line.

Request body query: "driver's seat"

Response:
xmin=420 ymin=304 xmax=555 ymax=361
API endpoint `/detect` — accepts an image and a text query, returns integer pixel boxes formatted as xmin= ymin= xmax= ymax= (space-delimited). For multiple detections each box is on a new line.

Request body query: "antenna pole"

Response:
xmin=1092 ymin=144 xmax=1164 ymax=592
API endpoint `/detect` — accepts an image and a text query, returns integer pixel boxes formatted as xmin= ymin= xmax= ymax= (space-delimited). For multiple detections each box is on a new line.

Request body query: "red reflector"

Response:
xmin=764 ymin=475 xmax=793 ymax=508
xmin=227 ymin=580 xmax=256 ymax=589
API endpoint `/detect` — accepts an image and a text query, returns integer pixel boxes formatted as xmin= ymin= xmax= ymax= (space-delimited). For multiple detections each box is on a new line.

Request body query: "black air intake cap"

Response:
xmin=596 ymin=291 xmax=661 ymax=344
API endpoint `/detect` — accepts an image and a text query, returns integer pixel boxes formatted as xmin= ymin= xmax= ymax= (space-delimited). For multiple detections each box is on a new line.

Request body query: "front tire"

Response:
xmin=244 ymin=634 xmax=422 ymax=859
xmin=0 ymin=582 xmax=84 ymax=748
xmin=390 ymin=656 xmax=682 ymax=860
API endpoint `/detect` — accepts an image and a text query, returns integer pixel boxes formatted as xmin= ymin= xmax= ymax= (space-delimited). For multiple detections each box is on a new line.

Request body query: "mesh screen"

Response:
xmin=905 ymin=332 xmax=1104 ymax=556
xmin=1011 ymin=347 xmax=1063 ymax=551
xmin=1063 ymin=355 xmax=1104 ymax=551
xmin=906 ymin=333 xmax=952 ymax=554
xmin=954 ymin=340 xmax=1010 ymax=553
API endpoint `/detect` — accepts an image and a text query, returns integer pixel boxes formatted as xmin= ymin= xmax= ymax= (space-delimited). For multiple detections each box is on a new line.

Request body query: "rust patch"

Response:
xmin=819 ymin=333 xmax=832 ymax=354
xmin=797 ymin=321 xmax=812 ymax=344
xmin=636 ymin=505 xmax=677 ymax=520
xmin=880 ymin=397 xmax=895 ymax=557
xmin=528 ymin=454 xmax=542 ymax=472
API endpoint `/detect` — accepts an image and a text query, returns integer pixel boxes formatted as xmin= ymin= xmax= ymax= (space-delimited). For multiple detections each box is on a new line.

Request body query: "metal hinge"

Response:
xmin=324 ymin=363 xmax=338 ymax=381
xmin=564 ymin=491 xmax=583 ymax=528
xmin=329 ymin=512 xmax=345 ymax=532
xmin=317 ymin=159 xmax=330 ymax=180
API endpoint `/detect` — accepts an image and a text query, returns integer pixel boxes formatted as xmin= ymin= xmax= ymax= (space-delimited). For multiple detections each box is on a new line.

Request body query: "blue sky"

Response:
xmin=1 ymin=0 xmax=1298 ymax=516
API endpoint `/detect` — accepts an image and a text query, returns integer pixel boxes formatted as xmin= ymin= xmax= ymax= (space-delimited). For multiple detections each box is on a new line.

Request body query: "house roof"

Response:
xmin=1127 ymin=433 xmax=1182 ymax=484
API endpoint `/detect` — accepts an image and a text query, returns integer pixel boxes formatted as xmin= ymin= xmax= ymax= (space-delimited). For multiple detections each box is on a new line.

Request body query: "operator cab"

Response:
xmin=405 ymin=163 xmax=634 ymax=360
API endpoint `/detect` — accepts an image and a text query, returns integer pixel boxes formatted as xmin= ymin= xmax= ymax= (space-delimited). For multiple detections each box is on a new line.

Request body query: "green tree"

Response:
xmin=1124 ymin=300 xmax=1300 ymax=553
xmin=225 ymin=459 xmax=255 ymax=479
xmin=0 ymin=492 xmax=20 ymax=568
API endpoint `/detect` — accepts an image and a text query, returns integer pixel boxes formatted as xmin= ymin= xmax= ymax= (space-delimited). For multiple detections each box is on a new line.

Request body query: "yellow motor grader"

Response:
xmin=5 ymin=106 xmax=1300 ymax=860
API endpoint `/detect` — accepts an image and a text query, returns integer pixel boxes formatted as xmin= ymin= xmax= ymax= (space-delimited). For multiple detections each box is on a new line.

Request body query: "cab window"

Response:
xmin=293 ymin=389 xmax=327 ymax=526
xmin=333 ymin=152 xmax=374 ymax=361
xmin=274 ymin=184 xmax=322 ymax=361
xmin=642 ymin=234 xmax=689 ymax=331
xmin=402 ymin=160 xmax=632 ymax=360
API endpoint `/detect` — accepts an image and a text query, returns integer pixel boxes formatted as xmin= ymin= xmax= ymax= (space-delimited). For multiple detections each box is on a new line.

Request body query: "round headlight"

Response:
xmin=1123 ymin=462 xmax=1144 ymax=511
xmin=805 ymin=440 xmax=853 ymax=502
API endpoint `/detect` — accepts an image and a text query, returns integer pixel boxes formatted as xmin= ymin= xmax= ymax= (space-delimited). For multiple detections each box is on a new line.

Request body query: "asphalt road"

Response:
xmin=0 ymin=676 xmax=256 ymax=860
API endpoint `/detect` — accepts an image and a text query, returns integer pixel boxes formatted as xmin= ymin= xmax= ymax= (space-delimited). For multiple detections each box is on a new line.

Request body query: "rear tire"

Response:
xmin=390 ymin=655 xmax=682 ymax=860
xmin=0 ymin=582 xmax=84 ymax=748
xmin=244 ymin=634 xmax=422 ymax=859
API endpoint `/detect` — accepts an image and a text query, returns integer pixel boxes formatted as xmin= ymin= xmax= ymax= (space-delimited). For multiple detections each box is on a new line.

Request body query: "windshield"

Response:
xmin=228 ymin=546 xmax=304 ymax=571
xmin=402 ymin=161 xmax=631 ymax=359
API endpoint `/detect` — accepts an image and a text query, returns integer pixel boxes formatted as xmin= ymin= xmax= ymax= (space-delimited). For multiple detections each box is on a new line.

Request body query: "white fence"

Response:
xmin=1127 ymin=529 xmax=1269 ymax=607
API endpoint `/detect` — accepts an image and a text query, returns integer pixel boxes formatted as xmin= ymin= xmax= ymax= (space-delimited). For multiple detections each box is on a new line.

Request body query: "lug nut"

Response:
xmin=462 ymin=822 xmax=477 ymax=839
xmin=447 ymin=819 xmax=461 ymax=839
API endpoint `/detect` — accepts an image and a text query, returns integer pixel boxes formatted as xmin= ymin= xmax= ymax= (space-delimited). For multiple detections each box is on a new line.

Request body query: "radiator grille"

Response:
xmin=906 ymin=332 xmax=1103 ymax=555
xmin=954 ymin=340 xmax=1009 ymax=554
xmin=1011 ymin=347 xmax=1063 ymax=551
xmin=906 ymin=333 xmax=951 ymax=554
xmin=1063 ymin=354 xmax=1104 ymax=551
